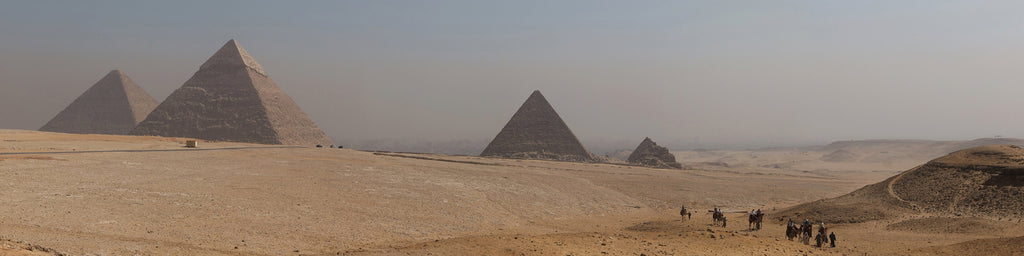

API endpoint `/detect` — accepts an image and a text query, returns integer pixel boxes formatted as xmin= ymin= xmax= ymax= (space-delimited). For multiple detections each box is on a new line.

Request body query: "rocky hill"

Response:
xmin=778 ymin=144 xmax=1024 ymax=223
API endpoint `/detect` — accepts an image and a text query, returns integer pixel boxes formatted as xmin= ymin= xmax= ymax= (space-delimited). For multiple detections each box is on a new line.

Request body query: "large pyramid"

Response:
xmin=131 ymin=39 xmax=332 ymax=145
xmin=481 ymin=90 xmax=593 ymax=162
xmin=40 ymin=70 xmax=159 ymax=135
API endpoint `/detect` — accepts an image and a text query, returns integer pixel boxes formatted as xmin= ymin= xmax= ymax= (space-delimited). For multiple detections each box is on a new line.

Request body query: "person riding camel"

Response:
xmin=803 ymin=219 xmax=811 ymax=227
xmin=818 ymin=222 xmax=827 ymax=235
xmin=787 ymin=219 xmax=795 ymax=228
xmin=756 ymin=209 xmax=762 ymax=216
xmin=750 ymin=209 xmax=755 ymax=216
xmin=680 ymin=205 xmax=689 ymax=221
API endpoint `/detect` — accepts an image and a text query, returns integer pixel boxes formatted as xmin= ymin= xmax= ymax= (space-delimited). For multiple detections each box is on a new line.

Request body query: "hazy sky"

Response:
xmin=3 ymin=1 xmax=1024 ymax=150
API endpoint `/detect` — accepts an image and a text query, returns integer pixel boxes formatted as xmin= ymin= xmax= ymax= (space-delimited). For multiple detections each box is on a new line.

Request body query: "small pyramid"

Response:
xmin=481 ymin=90 xmax=593 ymax=162
xmin=628 ymin=137 xmax=682 ymax=169
xmin=130 ymin=39 xmax=332 ymax=145
xmin=40 ymin=70 xmax=159 ymax=135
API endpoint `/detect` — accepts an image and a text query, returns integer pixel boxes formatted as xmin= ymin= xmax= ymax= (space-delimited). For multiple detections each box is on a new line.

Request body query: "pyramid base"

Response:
xmin=484 ymin=151 xmax=596 ymax=163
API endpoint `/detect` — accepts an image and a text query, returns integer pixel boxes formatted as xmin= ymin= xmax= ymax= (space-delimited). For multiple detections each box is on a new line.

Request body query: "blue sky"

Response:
xmin=3 ymin=1 xmax=1024 ymax=150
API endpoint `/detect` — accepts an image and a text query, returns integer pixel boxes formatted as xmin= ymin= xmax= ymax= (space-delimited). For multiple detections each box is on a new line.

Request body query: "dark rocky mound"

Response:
xmin=775 ymin=175 xmax=913 ymax=224
xmin=886 ymin=217 xmax=1002 ymax=234
xmin=627 ymin=137 xmax=681 ymax=169
xmin=891 ymin=144 xmax=1024 ymax=218
xmin=778 ymin=145 xmax=1024 ymax=223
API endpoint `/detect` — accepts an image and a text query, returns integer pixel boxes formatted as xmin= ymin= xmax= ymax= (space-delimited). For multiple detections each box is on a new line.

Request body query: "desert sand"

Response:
xmin=1 ymin=129 xmax=1022 ymax=255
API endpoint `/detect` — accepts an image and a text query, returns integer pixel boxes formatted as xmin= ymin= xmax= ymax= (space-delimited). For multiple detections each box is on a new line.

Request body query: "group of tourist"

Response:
xmin=786 ymin=218 xmax=837 ymax=247
xmin=680 ymin=204 xmax=838 ymax=248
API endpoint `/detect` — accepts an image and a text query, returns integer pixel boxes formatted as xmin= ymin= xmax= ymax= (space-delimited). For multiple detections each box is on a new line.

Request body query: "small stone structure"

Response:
xmin=481 ymin=90 xmax=594 ymax=162
xmin=40 ymin=70 xmax=159 ymax=135
xmin=628 ymin=137 xmax=682 ymax=169
xmin=131 ymin=39 xmax=332 ymax=145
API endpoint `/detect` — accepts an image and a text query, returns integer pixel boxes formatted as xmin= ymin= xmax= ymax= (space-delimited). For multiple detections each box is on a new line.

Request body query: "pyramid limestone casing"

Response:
xmin=40 ymin=70 xmax=159 ymax=135
xmin=131 ymin=40 xmax=332 ymax=145
xmin=481 ymin=90 xmax=593 ymax=162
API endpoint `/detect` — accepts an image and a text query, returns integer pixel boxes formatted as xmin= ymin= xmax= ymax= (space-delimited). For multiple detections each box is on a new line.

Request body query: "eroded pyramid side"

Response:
xmin=628 ymin=137 xmax=682 ymax=169
xmin=131 ymin=40 xmax=332 ymax=145
xmin=481 ymin=90 xmax=593 ymax=162
xmin=40 ymin=70 xmax=159 ymax=135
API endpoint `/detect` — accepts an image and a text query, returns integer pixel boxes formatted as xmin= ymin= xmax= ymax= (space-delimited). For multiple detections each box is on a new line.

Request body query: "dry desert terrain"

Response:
xmin=0 ymin=129 xmax=1022 ymax=255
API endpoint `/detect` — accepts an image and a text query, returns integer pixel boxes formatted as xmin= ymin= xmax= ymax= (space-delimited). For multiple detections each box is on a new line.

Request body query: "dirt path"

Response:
xmin=887 ymin=164 xmax=923 ymax=212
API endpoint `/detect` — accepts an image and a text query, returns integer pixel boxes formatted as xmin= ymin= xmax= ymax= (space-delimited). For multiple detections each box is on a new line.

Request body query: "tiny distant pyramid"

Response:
xmin=481 ymin=90 xmax=594 ymax=162
xmin=130 ymin=39 xmax=332 ymax=145
xmin=628 ymin=137 xmax=682 ymax=169
xmin=39 ymin=70 xmax=159 ymax=135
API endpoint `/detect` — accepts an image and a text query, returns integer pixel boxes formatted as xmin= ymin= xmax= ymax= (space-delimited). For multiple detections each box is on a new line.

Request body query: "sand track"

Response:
xmin=887 ymin=165 xmax=923 ymax=212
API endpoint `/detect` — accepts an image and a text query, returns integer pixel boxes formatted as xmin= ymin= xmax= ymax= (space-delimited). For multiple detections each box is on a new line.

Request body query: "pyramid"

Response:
xmin=628 ymin=137 xmax=682 ymax=169
xmin=39 ymin=70 xmax=159 ymax=135
xmin=130 ymin=39 xmax=332 ymax=145
xmin=481 ymin=90 xmax=593 ymax=162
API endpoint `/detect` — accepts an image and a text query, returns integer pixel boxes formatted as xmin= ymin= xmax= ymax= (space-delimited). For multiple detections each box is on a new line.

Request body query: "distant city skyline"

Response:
xmin=3 ymin=1 xmax=1024 ymax=151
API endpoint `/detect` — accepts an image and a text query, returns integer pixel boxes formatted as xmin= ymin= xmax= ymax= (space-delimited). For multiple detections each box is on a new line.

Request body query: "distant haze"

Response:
xmin=3 ymin=1 xmax=1024 ymax=153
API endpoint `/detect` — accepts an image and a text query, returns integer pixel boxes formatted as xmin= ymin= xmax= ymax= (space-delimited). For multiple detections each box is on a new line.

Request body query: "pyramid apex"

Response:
xmin=526 ymin=90 xmax=548 ymax=102
xmin=101 ymin=70 xmax=128 ymax=81
xmin=638 ymin=137 xmax=657 ymax=147
xmin=198 ymin=39 xmax=266 ymax=75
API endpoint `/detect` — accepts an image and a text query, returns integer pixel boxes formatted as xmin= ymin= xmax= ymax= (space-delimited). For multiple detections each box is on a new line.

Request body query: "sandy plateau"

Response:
xmin=0 ymin=129 xmax=1022 ymax=255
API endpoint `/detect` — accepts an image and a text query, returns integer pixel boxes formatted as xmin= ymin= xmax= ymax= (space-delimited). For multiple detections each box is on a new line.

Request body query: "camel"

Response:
xmin=799 ymin=224 xmax=813 ymax=245
xmin=815 ymin=233 xmax=827 ymax=247
xmin=785 ymin=224 xmax=799 ymax=241
xmin=748 ymin=213 xmax=764 ymax=230
xmin=816 ymin=225 xmax=829 ymax=247
xmin=712 ymin=211 xmax=727 ymax=227
xmin=680 ymin=208 xmax=691 ymax=222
